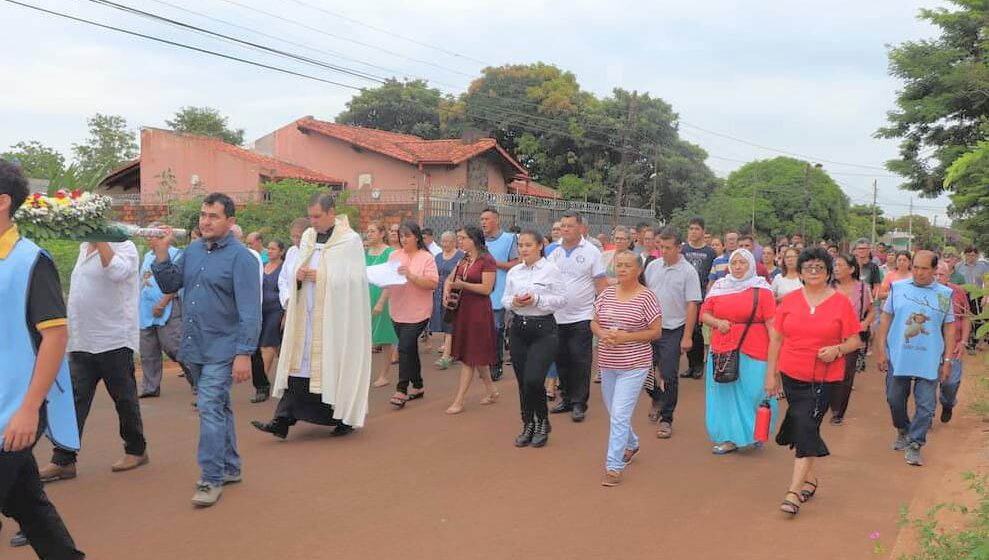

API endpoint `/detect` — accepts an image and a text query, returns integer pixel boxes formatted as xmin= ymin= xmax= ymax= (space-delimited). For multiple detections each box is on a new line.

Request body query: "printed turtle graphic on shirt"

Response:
xmin=904 ymin=312 xmax=930 ymax=342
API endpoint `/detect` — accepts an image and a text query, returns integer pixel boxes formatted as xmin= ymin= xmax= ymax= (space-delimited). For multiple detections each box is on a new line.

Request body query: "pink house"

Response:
xmin=101 ymin=128 xmax=343 ymax=204
xmin=253 ymin=116 xmax=558 ymax=198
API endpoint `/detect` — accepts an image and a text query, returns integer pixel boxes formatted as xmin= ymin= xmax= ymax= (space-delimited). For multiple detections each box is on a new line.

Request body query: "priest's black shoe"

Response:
xmin=251 ymin=419 xmax=288 ymax=439
xmin=550 ymin=400 xmax=573 ymax=414
xmin=330 ymin=424 xmax=354 ymax=437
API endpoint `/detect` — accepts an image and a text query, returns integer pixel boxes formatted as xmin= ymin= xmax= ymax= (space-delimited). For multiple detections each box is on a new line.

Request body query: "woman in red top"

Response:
xmin=766 ymin=247 xmax=862 ymax=517
xmin=444 ymin=226 xmax=499 ymax=415
xmin=699 ymin=248 xmax=777 ymax=455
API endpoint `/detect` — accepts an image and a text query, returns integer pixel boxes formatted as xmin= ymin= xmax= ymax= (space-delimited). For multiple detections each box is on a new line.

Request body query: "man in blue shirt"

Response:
xmin=480 ymin=208 xmax=519 ymax=381
xmin=138 ymin=233 xmax=191 ymax=398
xmin=153 ymin=192 xmax=261 ymax=507
xmin=876 ymin=250 xmax=955 ymax=467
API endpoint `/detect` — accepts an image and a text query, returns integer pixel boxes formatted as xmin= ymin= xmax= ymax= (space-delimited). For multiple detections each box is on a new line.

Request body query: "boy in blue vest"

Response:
xmin=0 ymin=160 xmax=85 ymax=558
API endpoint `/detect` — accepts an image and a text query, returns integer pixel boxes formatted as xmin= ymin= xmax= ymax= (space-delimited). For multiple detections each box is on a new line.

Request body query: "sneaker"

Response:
xmin=10 ymin=531 xmax=27 ymax=547
xmin=192 ymin=481 xmax=223 ymax=507
xmin=491 ymin=367 xmax=503 ymax=382
xmin=222 ymin=472 xmax=242 ymax=485
xmin=622 ymin=447 xmax=640 ymax=465
xmin=892 ymin=432 xmax=909 ymax=451
xmin=904 ymin=443 xmax=924 ymax=466
xmin=940 ymin=406 xmax=953 ymax=424
xmin=601 ymin=470 xmax=623 ymax=487
xmin=111 ymin=453 xmax=149 ymax=472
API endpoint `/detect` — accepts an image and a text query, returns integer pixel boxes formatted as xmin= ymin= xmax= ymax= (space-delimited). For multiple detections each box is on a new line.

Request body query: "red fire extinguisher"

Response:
xmin=754 ymin=399 xmax=772 ymax=443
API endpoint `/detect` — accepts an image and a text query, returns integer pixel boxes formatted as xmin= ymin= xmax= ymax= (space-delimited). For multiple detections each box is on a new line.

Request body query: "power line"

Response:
xmin=2 ymin=0 xmax=364 ymax=90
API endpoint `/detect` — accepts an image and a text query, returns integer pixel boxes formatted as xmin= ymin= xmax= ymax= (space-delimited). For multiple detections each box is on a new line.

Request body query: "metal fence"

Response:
xmin=348 ymin=186 xmax=655 ymax=235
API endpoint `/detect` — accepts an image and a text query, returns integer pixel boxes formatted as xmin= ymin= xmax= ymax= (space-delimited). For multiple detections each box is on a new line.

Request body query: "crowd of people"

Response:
xmin=1 ymin=157 xmax=987 ymax=558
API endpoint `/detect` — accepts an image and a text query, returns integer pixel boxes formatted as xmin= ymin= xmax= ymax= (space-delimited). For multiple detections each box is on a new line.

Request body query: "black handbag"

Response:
xmin=712 ymin=288 xmax=760 ymax=384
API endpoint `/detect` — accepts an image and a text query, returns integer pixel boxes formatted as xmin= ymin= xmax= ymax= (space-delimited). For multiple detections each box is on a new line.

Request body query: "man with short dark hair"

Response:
xmin=153 ymin=192 xmax=261 ymax=507
xmin=422 ymin=228 xmax=441 ymax=256
xmin=876 ymin=250 xmax=955 ymax=467
xmin=645 ymin=227 xmax=701 ymax=439
xmin=0 ymin=160 xmax=85 ymax=558
xmin=245 ymin=231 xmax=268 ymax=264
xmin=480 ymin=208 xmax=519 ymax=381
xmin=632 ymin=222 xmax=651 ymax=256
xmin=709 ymin=231 xmax=738 ymax=282
xmin=680 ymin=217 xmax=716 ymax=379
xmin=738 ymin=235 xmax=769 ymax=279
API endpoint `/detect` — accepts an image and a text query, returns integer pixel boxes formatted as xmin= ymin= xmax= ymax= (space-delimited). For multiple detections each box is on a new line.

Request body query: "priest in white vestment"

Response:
xmin=251 ymin=193 xmax=372 ymax=438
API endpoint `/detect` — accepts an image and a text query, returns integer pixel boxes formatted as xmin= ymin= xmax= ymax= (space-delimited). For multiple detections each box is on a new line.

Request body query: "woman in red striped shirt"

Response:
xmin=591 ymin=250 xmax=662 ymax=487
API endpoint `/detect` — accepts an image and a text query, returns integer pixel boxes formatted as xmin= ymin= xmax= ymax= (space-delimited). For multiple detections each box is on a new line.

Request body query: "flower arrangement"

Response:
xmin=14 ymin=190 xmax=126 ymax=241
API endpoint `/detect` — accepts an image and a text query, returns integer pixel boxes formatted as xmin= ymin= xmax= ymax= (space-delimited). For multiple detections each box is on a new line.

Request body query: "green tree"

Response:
xmin=876 ymin=0 xmax=989 ymax=196
xmin=846 ymin=204 xmax=889 ymax=242
xmin=698 ymin=157 xmax=851 ymax=241
xmin=166 ymin=106 xmax=245 ymax=145
xmin=945 ymin=140 xmax=989 ymax=249
xmin=556 ymin=173 xmax=605 ymax=202
xmin=72 ymin=114 xmax=137 ymax=179
xmin=1 ymin=141 xmax=65 ymax=179
xmin=336 ymin=79 xmax=447 ymax=139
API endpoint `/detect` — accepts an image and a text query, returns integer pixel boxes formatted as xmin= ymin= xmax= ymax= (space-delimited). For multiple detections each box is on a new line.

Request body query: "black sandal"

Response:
xmin=800 ymin=479 xmax=818 ymax=502
xmin=407 ymin=389 xmax=425 ymax=401
xmin=780 ymin=491 xmax=802 ymax=516
xmin=389 ymin=393 xmax=408 ymax=408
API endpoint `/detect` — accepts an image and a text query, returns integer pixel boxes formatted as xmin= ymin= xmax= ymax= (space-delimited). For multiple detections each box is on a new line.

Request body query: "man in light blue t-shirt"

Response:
xmin=876 ymin=250 xmax=955 ymax=467
xmin=480 ymin=208 xmax=519 ymax=381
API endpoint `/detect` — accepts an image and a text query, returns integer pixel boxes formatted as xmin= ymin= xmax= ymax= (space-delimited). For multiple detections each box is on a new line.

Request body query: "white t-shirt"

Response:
xmin=546 ymin=238 xmax=606 ymax=324
xmin=68 ymin=241 xmax=140 ymax=353
xmin=772 ymin=275 xmax=803 ymax=300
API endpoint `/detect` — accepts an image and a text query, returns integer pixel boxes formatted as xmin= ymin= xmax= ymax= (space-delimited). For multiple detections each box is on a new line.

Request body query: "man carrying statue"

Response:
xmin=252 ymin=192 xmax=373 ymax=438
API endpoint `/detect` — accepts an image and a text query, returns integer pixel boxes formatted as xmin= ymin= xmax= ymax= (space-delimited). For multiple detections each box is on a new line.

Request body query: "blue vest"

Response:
xmin=487 ymin=232 xmax=516 ymax=310
xmin=0 ymin=237 xmax=80 ymax=451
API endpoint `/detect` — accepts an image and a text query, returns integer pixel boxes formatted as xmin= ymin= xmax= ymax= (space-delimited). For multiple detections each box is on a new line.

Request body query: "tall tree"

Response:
xmin=1 ymin=141 xmax=65 ymax=179
xmin=876 ymin=0 xmax=989 ymax=197
xmin=846 ymin=203 xmax=889 ymax=242
xmin=336 ymin=79 xmax=447 ymax=139
xmin=72 ymin=114 xmax=137 ymax=178
xmin=698 ymin=157 xmax=851 ymax=240
xmin=166 ymin=106 xmax=245 ymax=145
xmin=944 ymin=140 xmax=989 ymax=248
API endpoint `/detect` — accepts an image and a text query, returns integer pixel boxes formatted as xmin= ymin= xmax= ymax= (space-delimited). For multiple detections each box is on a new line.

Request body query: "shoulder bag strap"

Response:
xmin=735 ymin=288 xmax=761 ymax=351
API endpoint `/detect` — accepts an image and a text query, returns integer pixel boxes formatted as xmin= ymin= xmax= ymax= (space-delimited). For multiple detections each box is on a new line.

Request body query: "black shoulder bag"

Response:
xmin=712 ymin=288 xmax=760 ymax=383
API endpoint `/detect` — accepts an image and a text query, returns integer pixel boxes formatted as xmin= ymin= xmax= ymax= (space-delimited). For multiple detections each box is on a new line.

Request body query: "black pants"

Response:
xmin=686 ymin=323 xmax=705 ymax=371
xmin=509 ymin=315 xmax=558 ymax=422
xmin=53 ymin=348 xmax=146 ymax=466
xmin=969 ymin=296 xmax=985 ymax=349
xmin=651 ymin=326 xmax=684 ymax=423
xmin=829 ymin=353 xmax=857 ymax=419
xmin=251 ymin=349 xmax=269 ymax=391
xmin=556 ymin=320 xmax=593 ymax=407
xmin=274 ymin=376 xmax=336 ymax=426
xmin=1 ymin=410 xmax=85 ymax=559
xmin=394 ymin=319 xmax=429 ymax=393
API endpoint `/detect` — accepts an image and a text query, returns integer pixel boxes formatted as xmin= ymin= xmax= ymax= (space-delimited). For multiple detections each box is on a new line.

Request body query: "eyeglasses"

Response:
xmin=801 ymin=264 xmax=827 ymax=273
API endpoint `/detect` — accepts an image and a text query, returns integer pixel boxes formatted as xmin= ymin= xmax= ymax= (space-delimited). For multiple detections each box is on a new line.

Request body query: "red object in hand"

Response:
xmin=754 ymin=399 xmax=772 ymax=443
xmin=70 ymin=189 xmax=81 ymax=199
xmin=54 ymin=190 xmax=66 ymax=199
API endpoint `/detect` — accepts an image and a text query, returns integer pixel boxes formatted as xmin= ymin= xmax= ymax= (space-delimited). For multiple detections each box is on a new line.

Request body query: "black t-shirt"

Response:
xmin=860 ymin=261 xmax=882 ymax=290
xmin=26 ymin=253 xmax=67 ymax=350
xmin=681 ymin=244 xmax=717 ymax=292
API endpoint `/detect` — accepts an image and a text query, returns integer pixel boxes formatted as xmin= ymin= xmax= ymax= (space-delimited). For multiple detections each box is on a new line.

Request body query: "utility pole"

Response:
xmin=870 ymin=179 xmax=878 ymax=246
xmin=612 ymin=91 xmax=637 ymax=227
xmin=908 ymin=197 xmax=913 ymax=252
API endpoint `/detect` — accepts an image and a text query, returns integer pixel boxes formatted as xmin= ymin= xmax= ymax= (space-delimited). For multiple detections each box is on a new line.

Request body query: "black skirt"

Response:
xmin=775 ymin=373 xmax=836 ymax=458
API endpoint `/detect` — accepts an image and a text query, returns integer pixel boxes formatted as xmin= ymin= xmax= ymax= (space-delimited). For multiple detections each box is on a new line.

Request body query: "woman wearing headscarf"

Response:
xmin=699 ymin=249 xmax=778 ymax=455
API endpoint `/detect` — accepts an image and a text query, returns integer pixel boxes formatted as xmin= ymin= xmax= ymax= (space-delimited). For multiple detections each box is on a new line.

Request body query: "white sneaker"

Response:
xmin=192 ymin=482 xmax=222 ymax=507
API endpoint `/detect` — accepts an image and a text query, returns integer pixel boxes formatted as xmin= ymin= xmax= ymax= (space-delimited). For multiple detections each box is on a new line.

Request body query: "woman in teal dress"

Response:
xmin=366 ymin=222 xmax=398 ymax=387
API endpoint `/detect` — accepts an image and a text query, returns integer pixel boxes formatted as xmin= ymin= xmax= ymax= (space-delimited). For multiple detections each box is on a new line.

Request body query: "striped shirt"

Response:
xmin=594 ymin=286 xmax=662 ymax=370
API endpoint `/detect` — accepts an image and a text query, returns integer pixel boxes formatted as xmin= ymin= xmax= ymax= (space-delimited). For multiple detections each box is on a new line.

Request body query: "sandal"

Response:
xmin=480 ymin=391 xmax=500 ymax=405
xmin=656 ymin=421 xmax=672 ymax=439
xmin=800 ymin=479 xmax=818 ymax=502
xmin=445 ymin=403 xmax=465 ymax=415
xmin=389 ymin=392 xmax=409 ymax=408
xmin=372 ymin=378 xmax=390 ymax=388
xmin=434 ymin=356 xmax=453 ymax=370
xmin=407 ymin=389 xmax=425 ymax=401
xmin=780 ymin=491 xmax=802 ymax=516
xmin=712 ymin=442 xmax=738 ymax=455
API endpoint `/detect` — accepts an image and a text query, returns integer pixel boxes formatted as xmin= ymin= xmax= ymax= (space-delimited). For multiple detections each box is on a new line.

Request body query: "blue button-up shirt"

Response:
xmin=152 ymin=232 xmax=261 ymax=365
xmin=140 ymin=247 xmax=181 ymax=329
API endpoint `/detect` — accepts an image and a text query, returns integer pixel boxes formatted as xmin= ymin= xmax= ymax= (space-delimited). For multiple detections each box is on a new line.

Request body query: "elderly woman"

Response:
xmin=699 ymin=249 xmax=778 ymax=455
xmin=431 ymin=231 xmax=463 ymax=370
xmin=766 ymin=247 xmax=862 ymax=517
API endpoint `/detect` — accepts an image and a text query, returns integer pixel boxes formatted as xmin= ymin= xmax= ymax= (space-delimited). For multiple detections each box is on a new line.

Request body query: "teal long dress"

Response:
xmin=367 ymin=246 xmax=398 ymax=345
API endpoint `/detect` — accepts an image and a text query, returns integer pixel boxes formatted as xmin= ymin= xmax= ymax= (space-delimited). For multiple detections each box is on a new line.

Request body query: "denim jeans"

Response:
xmin=885 ymin=367 xmax=937 ymax=447
xmin=189 ymin=361 xmax=240 ymax=485
xmin=938 ymin=358 xmax=963 ymax=408
xmin=651 ymin=326 xmax=685 ymax=424
xmin=601 ymin=367 xmax=648 ymax=472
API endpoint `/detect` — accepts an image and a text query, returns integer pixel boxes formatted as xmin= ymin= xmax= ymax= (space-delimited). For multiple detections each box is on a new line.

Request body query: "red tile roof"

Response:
xmin=296 ymin=117 xmax=529 ymax=176
xmin=509 ymin=179 xmax=560 ymax=199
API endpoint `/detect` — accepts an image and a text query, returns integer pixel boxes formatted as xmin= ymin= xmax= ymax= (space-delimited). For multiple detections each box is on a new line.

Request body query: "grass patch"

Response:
xmin=897 ymin=473 xmax=989 ymax=559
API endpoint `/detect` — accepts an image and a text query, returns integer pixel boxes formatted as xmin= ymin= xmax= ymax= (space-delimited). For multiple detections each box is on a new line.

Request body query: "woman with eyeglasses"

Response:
xmin=766 ymin=247 xmax=862 ymax=517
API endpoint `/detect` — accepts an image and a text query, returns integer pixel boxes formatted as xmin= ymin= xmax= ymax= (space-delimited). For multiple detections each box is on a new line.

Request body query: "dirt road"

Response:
xmin=7 ymin=351 xmax=985 ymax=559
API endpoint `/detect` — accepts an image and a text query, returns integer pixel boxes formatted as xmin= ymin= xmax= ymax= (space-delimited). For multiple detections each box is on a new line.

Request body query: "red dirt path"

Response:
xmin=6 ymin=351 xmax=984 ymax=559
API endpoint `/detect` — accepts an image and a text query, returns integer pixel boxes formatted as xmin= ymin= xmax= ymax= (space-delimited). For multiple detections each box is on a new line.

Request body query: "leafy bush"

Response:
xmin=898 ymin=473 xmax=989 ymax=560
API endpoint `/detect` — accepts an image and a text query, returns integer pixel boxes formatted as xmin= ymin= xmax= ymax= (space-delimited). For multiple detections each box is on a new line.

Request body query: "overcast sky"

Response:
xmin=0 ymin=0 xmax=953 ymax=222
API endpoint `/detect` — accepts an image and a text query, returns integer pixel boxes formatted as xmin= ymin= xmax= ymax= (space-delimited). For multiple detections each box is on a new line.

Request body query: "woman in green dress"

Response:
xmin=366 ymin=222 xmax=399 ymax=387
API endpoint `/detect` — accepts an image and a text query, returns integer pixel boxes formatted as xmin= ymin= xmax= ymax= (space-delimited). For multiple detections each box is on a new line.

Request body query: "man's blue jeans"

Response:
xmin=885 ymin=367 xmax=937 ymax=447
xmin=188 ymin=361 xmax=240 ymax=485
xmin=938 ymin=358 xmax=963 ymax=408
